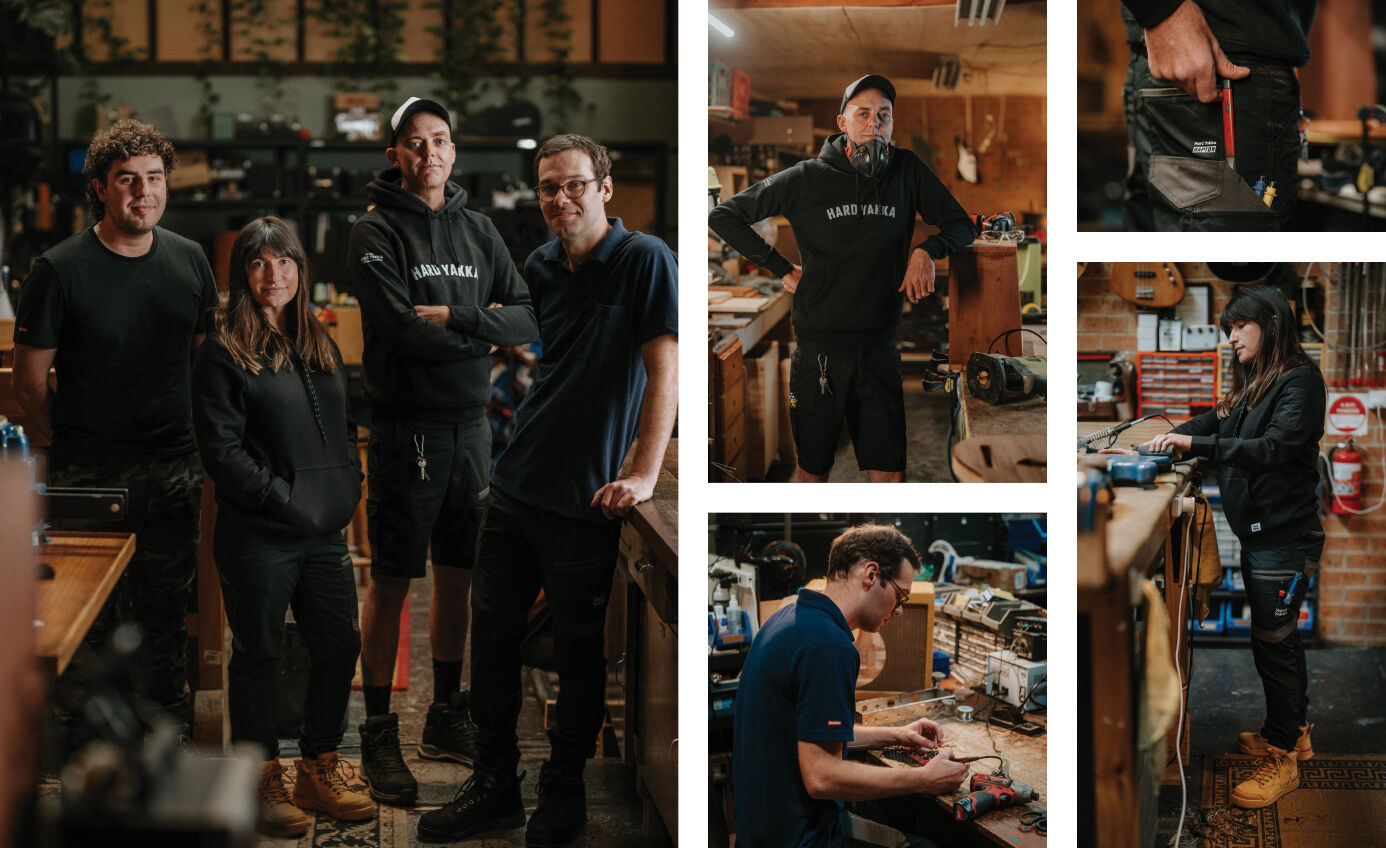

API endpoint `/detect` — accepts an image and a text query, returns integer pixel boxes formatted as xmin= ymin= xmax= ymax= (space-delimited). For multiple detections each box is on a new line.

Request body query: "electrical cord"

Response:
xmin=987 ymin=328 xmax=1047 ymax=354
xmin=1319 ymin=405 xmax=1386 ymax=514
xmin=1301 ymin=262 xmax=1386 ymax=352
xmin=1168 ymin=484 xmax=1206 ymax=848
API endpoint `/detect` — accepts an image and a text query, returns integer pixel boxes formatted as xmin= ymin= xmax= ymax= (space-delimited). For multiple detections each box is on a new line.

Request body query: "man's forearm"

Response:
xmin=847 ymin=725 xmax=903 ymax=751
xmin=629 ymin=363 xmax=677 ymax=481
xmin=805 ymin=754 xmax=927 ymax=802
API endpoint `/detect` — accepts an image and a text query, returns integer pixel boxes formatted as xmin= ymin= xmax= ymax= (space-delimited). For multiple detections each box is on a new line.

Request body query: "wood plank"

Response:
xmin=952 ymin=435 xmax=1046 ymax=483
xmin=949 ymin=241 xmax=1022 ymax=360
xmin=34 ymin=532 xmax=135 ymax=676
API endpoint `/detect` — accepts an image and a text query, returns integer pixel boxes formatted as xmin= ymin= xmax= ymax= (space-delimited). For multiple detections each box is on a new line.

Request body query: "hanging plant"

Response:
xmin=192 ymin=0 xmax=222 ymax=135
xmin=311 ymin=0 xmax=408 ymax=98
xmin=233 ymin=0 xmax=293 ymax=111
xmin=536 ymin=0 xmax=587 ymax=131
xmin=427 ymin=0 xmax=513 ymax=118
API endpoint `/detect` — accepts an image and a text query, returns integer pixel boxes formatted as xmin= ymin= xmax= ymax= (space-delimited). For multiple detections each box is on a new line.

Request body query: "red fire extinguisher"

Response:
xmin=1331 ymin=438 xmax=1364 ymax=515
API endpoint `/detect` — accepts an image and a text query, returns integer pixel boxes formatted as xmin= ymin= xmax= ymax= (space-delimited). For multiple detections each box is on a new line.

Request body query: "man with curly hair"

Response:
xmin=12 ymin=119 xmax=219 ymax=748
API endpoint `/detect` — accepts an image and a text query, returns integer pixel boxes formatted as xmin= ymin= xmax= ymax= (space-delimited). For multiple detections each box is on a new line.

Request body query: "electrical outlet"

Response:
xmin=1368 ymin=389 xmax=1386 ymax=410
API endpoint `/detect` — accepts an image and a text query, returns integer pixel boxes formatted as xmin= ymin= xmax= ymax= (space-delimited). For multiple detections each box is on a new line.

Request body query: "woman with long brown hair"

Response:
xmin=1147 ymin=285 xmax=1326 ymax=810
xmin=192 ymin=217 xmax=375 ymax=836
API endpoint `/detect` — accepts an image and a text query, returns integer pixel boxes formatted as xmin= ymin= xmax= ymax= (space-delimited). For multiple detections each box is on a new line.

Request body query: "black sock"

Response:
xmin=433 ymin=659 xmax=463 ymax=705
xmin=364 ymin=685 xmax=392 ymax=717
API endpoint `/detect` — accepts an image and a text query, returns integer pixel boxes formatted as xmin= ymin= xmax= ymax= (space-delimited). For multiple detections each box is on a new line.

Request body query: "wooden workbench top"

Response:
xmin=1078 ymin=421 xmax=1197 ymax=585
xmin=34 ymin=531 xmax=135 ymax=675
xmin=627 ymin=439 xmax=677 ymax=576
xmin=861 ymin=702 xmax=1047 ymax=848
xmin=953 ymin=368 xmax=1048 ymax=482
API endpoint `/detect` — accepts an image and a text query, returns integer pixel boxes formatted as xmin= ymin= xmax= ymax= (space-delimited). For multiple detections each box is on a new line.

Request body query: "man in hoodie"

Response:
xmin=708 ymin=74 xmax=974 ymax=483
xmin=347 ymin=97 xmax=538 ymax=806
xmin=1120 ymin=0 xmax=1315 ymax=230
xmin=417 ymin=134 xmax=677 ymax=846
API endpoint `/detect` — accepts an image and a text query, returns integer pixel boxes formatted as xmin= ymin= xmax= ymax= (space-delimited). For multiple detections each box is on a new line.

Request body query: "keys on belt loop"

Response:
xmin=817 ymin=353 xmax=833 ymax=396
xmin=414 ymin=434 xmax=430 ymax=481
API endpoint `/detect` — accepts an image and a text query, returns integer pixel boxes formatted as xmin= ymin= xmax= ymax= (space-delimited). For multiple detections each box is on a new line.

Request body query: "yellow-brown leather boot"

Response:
xmin=1237 ymin=722 xmax=1313 ymax=760
xmin=292 ymin=751 xmax=377 ymax=821
xmin=258 ymin=760 xmax=310 ymax=837
xmin=1231 ymin=746 xmax=1299 ymax=809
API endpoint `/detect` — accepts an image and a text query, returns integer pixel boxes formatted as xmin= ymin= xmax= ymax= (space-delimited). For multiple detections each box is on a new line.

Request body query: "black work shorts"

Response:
xmin=367 ymin=416 xmax=489 ymax=579
xmin=788 ymin=339 xmax=906 ymax=476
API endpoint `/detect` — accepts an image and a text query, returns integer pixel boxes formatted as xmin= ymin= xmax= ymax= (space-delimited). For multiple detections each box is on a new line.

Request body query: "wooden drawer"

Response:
xmin=619 ymin=523 xmax=676 ymax=627
xmin=712 ymin=339 xmax=745 ymax=392
xmin=717 ymin=410 xmax=745 ymax=464
xmin=714 ymin=377 xmax=744 ymax=425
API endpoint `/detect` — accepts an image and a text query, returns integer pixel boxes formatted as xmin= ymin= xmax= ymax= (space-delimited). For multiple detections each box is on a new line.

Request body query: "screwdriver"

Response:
xmin=1222 ymin=78 xmax=1236 ymax=171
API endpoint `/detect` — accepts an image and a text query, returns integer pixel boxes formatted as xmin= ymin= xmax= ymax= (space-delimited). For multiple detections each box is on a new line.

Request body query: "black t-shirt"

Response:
xmin=14 ymin=227 xmax=219 ymax=466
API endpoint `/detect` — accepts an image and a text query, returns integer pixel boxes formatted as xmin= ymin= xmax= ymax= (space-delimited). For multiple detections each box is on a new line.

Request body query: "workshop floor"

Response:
xmin=1156 ymin=644 xmax=1386 ymax=843
xmin=268 ymin=569 xmax=656 ymax=847
xmin=765 ymin=379 xmax=954 ymax=482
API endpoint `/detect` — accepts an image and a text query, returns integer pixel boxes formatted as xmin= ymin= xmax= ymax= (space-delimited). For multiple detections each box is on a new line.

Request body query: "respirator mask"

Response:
xmin=846 ymin=138 xmax=892 ymax=178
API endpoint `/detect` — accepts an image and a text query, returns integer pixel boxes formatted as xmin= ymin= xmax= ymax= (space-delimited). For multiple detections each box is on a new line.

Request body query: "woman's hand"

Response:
xmin=1148 ymin=433 xmax=1193 ymax=452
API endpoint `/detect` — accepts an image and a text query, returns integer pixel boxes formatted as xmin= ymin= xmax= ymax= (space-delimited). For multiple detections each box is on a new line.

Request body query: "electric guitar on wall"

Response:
xmin=1108 ymin=262 xmax=1186 ymax=308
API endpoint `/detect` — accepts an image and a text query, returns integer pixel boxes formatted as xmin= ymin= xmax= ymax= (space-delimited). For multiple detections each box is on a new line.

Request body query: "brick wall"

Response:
xmin=1078 ymin=262 xmax=1386 ymax=645
xmin=805 ymin=94 xmax=1047 ymax=219
xmin=1316 ymin=264 xmax=1386 ymax=645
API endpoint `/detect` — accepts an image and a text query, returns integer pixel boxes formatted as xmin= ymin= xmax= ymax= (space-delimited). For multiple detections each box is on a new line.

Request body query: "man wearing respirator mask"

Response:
xmin=709 ymin=74 xmax=975 ymax=483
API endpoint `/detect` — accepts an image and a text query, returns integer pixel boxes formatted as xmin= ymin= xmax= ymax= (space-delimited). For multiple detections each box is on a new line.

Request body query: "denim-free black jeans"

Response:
xmin=469 ymin=489 xmax=621 ymax=775
xmin=214 ymin=531 xmax=361 ymax=760
xmin=1240 ymin=529 xmax=1324 ymax=751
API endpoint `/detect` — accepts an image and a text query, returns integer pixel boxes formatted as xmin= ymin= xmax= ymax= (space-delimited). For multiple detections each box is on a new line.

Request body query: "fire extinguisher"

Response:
xmin=1331 ymin=438 xmax=1364 ymax=515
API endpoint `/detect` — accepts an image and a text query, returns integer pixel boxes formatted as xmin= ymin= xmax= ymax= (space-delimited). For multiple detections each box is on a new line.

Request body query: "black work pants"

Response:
xmin=1123 ymin=48 xmax=1301 ymax=231
xmin=1240 ymin=530 xmax=1324 ymax=751
xmin=469 ymin=490 xmax=621 ymax=774
xmin=214 ymin=531 xmax=361 ymax=760
xmin=51 ymin=451 xmax=204 ymax=748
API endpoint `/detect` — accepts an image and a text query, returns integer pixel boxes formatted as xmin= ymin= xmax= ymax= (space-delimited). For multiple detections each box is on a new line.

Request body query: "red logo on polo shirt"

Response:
xmin=827 ymin=720 xmax=842 ymax=726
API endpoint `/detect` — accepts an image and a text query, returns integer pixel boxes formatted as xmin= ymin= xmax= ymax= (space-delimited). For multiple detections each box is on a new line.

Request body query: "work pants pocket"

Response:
xmin=1139 ymin=84 xmax=1280 ymax=231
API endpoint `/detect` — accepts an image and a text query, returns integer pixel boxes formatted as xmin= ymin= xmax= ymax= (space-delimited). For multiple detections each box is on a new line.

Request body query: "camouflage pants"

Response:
xmin=51 ymin=451 xmax=204 ymax=743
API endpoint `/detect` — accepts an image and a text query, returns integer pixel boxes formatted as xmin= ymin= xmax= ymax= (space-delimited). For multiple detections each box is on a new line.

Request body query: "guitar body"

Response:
xmin=1108 ymin=262 xmax=1186 ymax=308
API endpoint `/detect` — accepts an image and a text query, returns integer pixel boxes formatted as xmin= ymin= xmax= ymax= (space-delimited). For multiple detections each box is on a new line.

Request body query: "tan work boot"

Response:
xmin=292 ymin=751 xmax=377 ymax=822
xmin=258 ymin=759 xmax=310 ymax=837
xmin=1231 ymin=746 xmax=1299 ymax=809
xmin=1238 ymin=722 xmax=1313 ymax=760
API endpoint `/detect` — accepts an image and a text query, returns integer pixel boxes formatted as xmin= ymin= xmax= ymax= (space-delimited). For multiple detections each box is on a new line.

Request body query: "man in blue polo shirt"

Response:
xmin=417 ymin=134 xmax=677 ymax=847
xmin=734 ymin=524 xmax=969 ymax=848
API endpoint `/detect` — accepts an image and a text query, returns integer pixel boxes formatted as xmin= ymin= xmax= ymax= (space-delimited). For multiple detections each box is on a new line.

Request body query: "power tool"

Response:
xmin=953 ymin=773 xmax=1040 ymax=821
xmin=1104 ymin=455 xmax=1160 ymax=486
xmin=965 ymin=352 xmax=1047 ymax=405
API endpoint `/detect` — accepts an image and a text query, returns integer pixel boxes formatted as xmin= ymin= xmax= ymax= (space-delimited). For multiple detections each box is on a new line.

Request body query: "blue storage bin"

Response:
xmin=1190 ymin=601 xmax=1226 ymax=634
xmin=932 ymin=651 xmax=950 ymax=677
xmin=1226 ymin=601 xmax=1252 ymax=636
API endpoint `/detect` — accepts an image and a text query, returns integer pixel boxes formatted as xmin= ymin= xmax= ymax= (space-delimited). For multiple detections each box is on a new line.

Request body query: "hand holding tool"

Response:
xmin=953 ymin=773 xmax=1039 ymax=821
xmin=1221 ymin=78 xmax=1236 ymax=170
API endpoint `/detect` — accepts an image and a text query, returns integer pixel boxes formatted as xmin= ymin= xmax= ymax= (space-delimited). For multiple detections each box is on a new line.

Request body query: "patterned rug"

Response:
xmin=256 ymin=758 xmax=409 ymax=847
xmin=1198 ymin=755 xmax=1386 ymax=847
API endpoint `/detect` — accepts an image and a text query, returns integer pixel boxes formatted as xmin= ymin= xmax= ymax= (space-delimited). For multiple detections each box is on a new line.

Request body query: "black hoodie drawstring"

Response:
xmin=291 ymin=350 xmax=330 ymax=447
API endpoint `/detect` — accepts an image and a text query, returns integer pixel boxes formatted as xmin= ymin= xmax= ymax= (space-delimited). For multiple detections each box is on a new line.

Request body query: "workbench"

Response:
xmin=859 ymin=700 xmax=1047 ymax=848
xmin=710 ymin=284 xmax=792 ymax=482
xmin=951 ymin=328 xmax=1048 ymax=482
xmin=1077 ymin=420 xmax=1202 ymax=848
xmin=619 ymin=440 xmax=678 ymax=841
xmin=34 ymin=531 xmax=135 ymax=676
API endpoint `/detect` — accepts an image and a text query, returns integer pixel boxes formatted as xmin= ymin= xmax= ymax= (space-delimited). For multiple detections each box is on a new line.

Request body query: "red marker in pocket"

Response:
xmin=1221 ymin=78 xmax=1236 ymax=171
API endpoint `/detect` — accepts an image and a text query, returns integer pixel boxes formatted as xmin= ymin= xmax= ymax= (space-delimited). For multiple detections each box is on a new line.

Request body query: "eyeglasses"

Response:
xmin=880 ymin=570 xmax=911 ymax=611
xmin=537 ymin=178 xmax=601 ymax=201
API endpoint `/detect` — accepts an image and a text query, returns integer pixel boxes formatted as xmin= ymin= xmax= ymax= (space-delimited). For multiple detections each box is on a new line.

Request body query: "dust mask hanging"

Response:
xmin=846 ymin=138 xmax=892 ymax=178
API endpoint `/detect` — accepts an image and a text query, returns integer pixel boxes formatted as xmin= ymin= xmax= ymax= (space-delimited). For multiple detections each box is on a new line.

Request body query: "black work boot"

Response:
xmin=358 ymin=713 xmax=418 ymax=806
xmin=416 ymin=768 xmax=524 ymax=843
xmin=418 ymin=690 xmax=481 ymax=766
xmin=526 ymin=760 xmax=587 ymax=847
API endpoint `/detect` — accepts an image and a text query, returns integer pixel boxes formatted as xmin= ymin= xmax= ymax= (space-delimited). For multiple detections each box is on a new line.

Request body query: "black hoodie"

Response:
xmin=709 ymin=134 xmax=975 ymax=346
xmin=348 ymin=172 xmax=538 ymax=421
xmin=1122 ymin=1 xmax=1316 ymax=67
xmin=1172 ymin=364 xmax=1325 ymax=550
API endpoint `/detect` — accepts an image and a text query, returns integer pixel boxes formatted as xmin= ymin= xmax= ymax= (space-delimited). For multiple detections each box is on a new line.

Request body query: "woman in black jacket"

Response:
xmin=192 ymin=217 xmax=374 ymax=836
xmin=1148 ymin=285 xmax=1325 ymax=810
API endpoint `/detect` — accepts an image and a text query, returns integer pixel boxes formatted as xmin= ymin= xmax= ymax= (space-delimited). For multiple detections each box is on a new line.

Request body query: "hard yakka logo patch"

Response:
xmin=410 ymin=263 xmax=479 ymax=281
xmin=825 ymin=203 xmax=897 ymax=221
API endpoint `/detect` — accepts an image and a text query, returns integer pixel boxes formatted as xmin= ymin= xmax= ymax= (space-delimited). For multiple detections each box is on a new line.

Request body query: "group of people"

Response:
xmin=11 ymin=95 xmax=677 ymax=845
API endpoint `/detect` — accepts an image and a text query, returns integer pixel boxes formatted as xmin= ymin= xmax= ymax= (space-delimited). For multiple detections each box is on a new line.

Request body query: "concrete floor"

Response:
xmin=765 ymin=381 xmax=955 ymax=482
xmin=270 ymin=569 xmax=657 ymax=847
xmin=1156 ymin=644 xmax=1386 ymax=843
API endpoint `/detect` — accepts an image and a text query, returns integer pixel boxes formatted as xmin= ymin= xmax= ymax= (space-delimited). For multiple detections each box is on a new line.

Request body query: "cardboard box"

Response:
xmin=168 ymin=150 xmax=211 ymax=191
xmin=743 ymin=340 xmax=779 ymax=479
